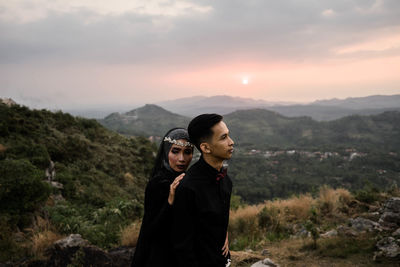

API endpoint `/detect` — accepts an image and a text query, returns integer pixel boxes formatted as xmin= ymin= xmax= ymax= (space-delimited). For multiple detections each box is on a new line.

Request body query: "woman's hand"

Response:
xmin=168 ymin=173 xmax=185 ymax=205
xmin=222 ymin=231 xmax=229 ymax=257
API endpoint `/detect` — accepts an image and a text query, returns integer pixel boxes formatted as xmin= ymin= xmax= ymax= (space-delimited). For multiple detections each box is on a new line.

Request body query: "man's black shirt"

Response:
xmin=172 ymin=156 xmax=232 ymax=267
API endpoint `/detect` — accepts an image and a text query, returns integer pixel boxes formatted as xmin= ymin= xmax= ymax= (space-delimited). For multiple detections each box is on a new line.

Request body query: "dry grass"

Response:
xmin=230 ymin=205 xmax=263 ymax=222
xmin=31 ymin=230 xmax=63 ymax=259
xmin=0 ymin=143 xmax=6 ymax=153
xmin=264 ymin=194 xmax=315 ymax=223
xmin=230 ymin=250 xmax=263 ymax=267
xmin=28 ymin=216 xmax=63 ymax=259
xmin=120 ymin=221 xmax=142 ymax=247
xmin=124 ymin=172 xmax=135 ymax=184
xmin=318 ymin=186 xmax=354 ymax=216
xmin=229 ymin=188 xmax=357 ymax=251
xmin=255 ymin=237 xmax=378 ymax=267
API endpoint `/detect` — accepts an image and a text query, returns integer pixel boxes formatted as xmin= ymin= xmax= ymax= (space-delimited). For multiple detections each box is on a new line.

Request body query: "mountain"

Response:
xmin=267 ymin=105 xmax=400 ymax=121
xmin=312 ymin=94 xmax=400 ymax=109
xmin=224 ymin=109 xmax=400 ymax=151
xmin=99 ymin=102 xmax=400 ymax=152
xmin=98 ymin=104 xmax=190 ymax=137
xmin=156 ymin=95 xmax=295 ymax=117
xmin=155 ymin=94 xmax=400 ymax=121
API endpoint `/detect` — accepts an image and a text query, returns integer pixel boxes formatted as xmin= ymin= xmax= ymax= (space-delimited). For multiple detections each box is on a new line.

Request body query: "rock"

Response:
xmin=53 ymin=234 xmax=88 ymax=248
xmin=0 ymin=98 xmax=16 ymax=107
xmin=378 ymin=198 xmax=400 ymax=229
xmin=45 ymin=181 xmax=64 ymax=189
xmin=108 ymin=246 xmax=135 ymax=266
xmin=379 ymin=212 xmax=400 ymax=229
xmin=384 ymin=198 xmax=400 ymax=213
xmin=374 ymin=237 xmax=400 ymax=259
xmin=392 ymin=228 xmax=400 ymax=237
xmin=52 ymin=194 xmax=65 ymax=202
xmin=349 ymin=217 xmax=381 ymax=232
xmin=362 ymin=211 xmax=380 ymax=222
xmin=321 ymin=229 xmax=338 ymax=238
xmin=261 ymin=249 xmax=270 ymax=256
xmin=251 ymin=258 xmax=280 ymax=267
xmin=46 ymin=234 xmax=113 ymax=267
xmin=294 ymin=228 xmax=310 ymax=238
xmin=337 ymin=225 xmax=359 ymax=237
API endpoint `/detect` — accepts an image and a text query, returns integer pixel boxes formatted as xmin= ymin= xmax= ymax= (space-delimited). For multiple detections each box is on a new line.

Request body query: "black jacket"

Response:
xmin=172 ymin=157 xmax=232 ymax=267
xmin=131 ymin=169 xmax=178 ymax=267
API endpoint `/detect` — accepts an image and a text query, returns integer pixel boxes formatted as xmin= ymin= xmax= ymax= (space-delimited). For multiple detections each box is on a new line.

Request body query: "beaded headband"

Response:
xmin=163 ymin=136 xmax=194 ymax=147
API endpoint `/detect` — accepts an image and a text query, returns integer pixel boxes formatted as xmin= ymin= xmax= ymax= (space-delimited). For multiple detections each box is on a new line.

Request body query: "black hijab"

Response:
xmin=151 ymin=128 xmax=193 ymax=179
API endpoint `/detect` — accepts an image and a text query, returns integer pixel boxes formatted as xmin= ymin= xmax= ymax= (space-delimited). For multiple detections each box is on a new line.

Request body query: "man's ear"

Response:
xmin=200 ymin=142 xmax=211 ymax=154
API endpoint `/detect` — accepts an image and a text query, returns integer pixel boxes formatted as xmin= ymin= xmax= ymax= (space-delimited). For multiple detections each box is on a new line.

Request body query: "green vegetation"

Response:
xmin=0 ymin=103 xmax=156 ymax=260
xmin=224 ymin=109 xmax=400 ymax=151
xmin=229 ymin=151 xmax=400 ymax=204
xmin=2 ymin=101 xmax=400 ymax=265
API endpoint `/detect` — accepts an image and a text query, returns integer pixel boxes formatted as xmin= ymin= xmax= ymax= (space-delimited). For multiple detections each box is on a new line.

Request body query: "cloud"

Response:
xmin=1 ymin=0 xmax=400 ymax=66
xmin=0 ymin=0 xmax=399 ymax=107
xmin=0 ymin=0 xmax=213 ymax=23
xmin=322 ymin=9 xmax=335 ymax=17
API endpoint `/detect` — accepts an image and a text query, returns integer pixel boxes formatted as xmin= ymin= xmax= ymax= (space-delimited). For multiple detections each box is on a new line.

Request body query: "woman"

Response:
xmin=131 ymin=128 xmax=194 ymax=267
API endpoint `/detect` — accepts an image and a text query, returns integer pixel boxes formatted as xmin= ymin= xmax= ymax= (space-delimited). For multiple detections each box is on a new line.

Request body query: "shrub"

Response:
xmin=354 ymin=182 xmax=381 ymax=204
xmin=0 ymin=159 xmax=50 ymax=227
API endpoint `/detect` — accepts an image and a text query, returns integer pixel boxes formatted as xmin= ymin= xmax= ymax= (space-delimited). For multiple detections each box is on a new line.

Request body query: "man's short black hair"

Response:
xmin=188 ymin=113 xmax=223 ymax=151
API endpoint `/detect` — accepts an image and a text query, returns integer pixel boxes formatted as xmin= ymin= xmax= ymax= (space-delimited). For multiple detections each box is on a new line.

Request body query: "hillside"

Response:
xmin=99 ymin=104 xmax=190 ymax=137
xmin=97 ymin=105 xmax=400 ymax=204
xmin=224 ymin=109 xmax=400 ymax=151
xmin=0 ymin=102 xmax=156 ymax=262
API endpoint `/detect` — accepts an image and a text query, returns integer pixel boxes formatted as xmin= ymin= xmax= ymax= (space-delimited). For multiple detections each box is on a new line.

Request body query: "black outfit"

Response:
xmin=172 ymin=156 xmax=232 ymax=267
xmin=131 ymin=128 xmax=191 ymax=267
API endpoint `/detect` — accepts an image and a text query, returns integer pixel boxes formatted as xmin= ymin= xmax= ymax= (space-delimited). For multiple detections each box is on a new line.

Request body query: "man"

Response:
xmin=172 ymin=114 xmax=234 ymax=267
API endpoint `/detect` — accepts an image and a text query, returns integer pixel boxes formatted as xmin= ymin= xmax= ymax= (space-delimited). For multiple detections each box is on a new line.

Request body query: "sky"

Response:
xmin=0 ymin=0 xmax=400 ymax=109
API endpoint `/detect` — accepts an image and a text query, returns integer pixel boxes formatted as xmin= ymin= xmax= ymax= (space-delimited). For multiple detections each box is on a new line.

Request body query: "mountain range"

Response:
xmin=99 ymin=102 xmax=400 ymax=151
xmin=156 ymin=94 xmax=400 ymax=120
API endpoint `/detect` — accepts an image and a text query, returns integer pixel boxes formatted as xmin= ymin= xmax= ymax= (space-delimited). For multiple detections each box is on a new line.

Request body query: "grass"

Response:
xmin=120 ymin=221 xmax=142 ymax=247
xmin=29 ymin=216 xmax=64 ymax=259
xmin=228 ymin=186 xmax=398 ymax=266
xmin=31 ymin=230 xmax=63 ymax=259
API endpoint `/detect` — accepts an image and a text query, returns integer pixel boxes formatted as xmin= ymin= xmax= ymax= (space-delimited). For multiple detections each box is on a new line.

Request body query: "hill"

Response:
xmin=97 ymin=105 xmax=400 ymax=203
xmin=224 ymin=109 xmax=400 ymax=151
xmin=98 ymin=104 xmax=190 ymax=137
xmin=156 ymin=95 xmax=294 ymax=117
xmin=268 ymin=105 xmax=400 ymax=121
xmin=312 ymin=94 xmax=400 ymax=109
xmin=0 ymin=102 xmax=156 ymax=261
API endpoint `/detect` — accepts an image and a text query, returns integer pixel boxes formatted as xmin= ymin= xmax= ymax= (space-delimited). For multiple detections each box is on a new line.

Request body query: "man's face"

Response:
xmin=206 ymin=121 xmax=234 ymax=161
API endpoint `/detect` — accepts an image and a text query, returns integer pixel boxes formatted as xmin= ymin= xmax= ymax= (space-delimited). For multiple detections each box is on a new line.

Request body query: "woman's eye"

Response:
xmin=184 ymin=149 xmax=192 ymax=155
xmin=171 ymin=149 xmax=180 ymax=154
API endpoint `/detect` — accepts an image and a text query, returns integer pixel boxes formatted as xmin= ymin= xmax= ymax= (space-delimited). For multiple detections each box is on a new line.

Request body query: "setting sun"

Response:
xmin=242 ymin=78 xmax=249 ymax=85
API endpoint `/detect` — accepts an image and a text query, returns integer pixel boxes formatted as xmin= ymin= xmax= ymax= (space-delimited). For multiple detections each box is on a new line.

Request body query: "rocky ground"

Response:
xmin=232 ymin=197 xmax=400 ymax=267
xmin=3 ymin=198 xmax=399 ymax=267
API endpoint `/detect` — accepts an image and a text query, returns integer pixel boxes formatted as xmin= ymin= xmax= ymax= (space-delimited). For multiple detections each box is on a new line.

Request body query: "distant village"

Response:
xmin=245 ymin=148 xmax=397 ymax=161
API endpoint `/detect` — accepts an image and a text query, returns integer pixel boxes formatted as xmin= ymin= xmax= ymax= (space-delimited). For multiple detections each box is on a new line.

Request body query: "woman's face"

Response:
xmin=168 ymin=139 xmax=193 ymax=172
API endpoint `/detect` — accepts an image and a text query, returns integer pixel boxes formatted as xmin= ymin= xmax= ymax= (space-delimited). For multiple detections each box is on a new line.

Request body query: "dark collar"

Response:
xmin=197 ymin=156 xmax=226 ymax=180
